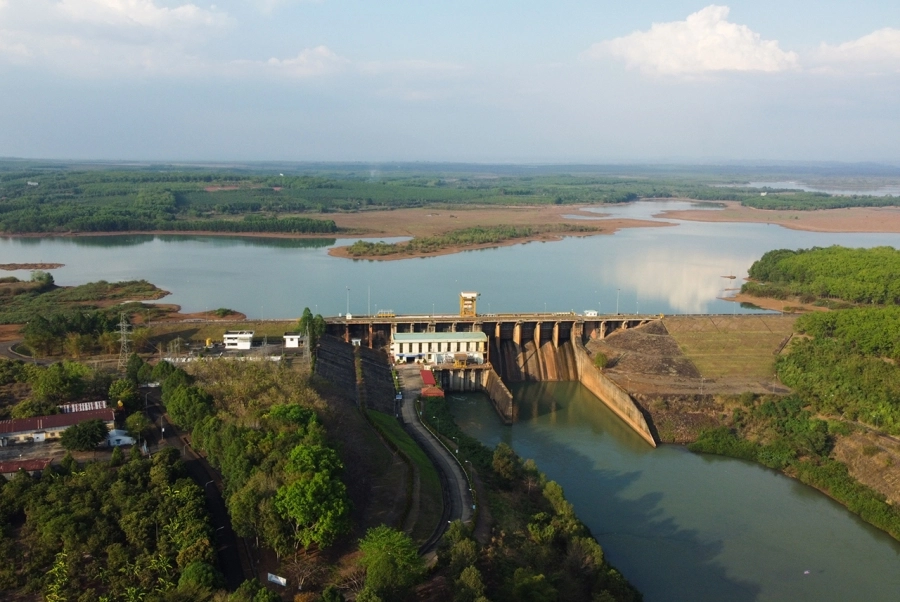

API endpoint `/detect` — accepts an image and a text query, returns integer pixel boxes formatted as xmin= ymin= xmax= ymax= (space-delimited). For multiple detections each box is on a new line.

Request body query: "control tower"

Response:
xmin=459 ymin=291 xmax=480 ymax=317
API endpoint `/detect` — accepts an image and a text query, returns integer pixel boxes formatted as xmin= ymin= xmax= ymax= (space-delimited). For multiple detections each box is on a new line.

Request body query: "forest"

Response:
xmin=1 ymin=164 xmax=897 ymax=235
xmin=741 ymin=246 xmax=900 ymax=305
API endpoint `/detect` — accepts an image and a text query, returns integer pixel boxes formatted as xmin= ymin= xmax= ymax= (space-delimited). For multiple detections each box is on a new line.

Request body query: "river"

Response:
xmin=3 ymin=201 xmax=900 ymax=599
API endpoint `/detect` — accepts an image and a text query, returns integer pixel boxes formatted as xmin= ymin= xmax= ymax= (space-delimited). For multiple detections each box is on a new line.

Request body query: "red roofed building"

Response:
xmin=0 ymin=458 xmax=52 ymax=479
xmin=0 ymin=409 xmax=116 ymax=446
xmin=420 ymin=370 xmax=437 ymax=386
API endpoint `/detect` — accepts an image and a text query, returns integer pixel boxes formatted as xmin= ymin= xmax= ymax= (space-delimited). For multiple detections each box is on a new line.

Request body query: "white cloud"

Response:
xmin=55 ymin=0 xmax=228 ymax=29
xmin=253 ymin=0 xmax=323 ymax=14
xmin=259 ymin=45 xmax=348 ymax=77
xmin=0 ymin=0 xmax=230 ymax=74
xmin=815 ymin=28 xmax=900 ymax=73
xmin=586 ymin=5 xmax=798 ymax=76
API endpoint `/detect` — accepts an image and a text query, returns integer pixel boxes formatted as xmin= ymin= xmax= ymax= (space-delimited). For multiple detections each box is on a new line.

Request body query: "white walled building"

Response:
xmin=224 ymin=330 xmax=254 ymax=350
xmin=391 ymin=332 xmax=488 ymax=365
xmin=283 ymin=333 xmax=307 ymax=349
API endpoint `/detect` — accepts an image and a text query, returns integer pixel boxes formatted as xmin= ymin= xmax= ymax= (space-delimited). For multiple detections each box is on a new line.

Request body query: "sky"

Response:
xmin=0 ymin=1 xmax=899 ymax=163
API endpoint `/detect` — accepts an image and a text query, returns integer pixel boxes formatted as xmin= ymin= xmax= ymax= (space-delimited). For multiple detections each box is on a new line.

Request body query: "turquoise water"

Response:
xmin=450 ymin=383 xmax=900 ymax=602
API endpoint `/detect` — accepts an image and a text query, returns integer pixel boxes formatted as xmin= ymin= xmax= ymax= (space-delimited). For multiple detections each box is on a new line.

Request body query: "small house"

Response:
xmin=0 ymin=409 xmax=116 ymax=446
xmin=283 ymin=333 xmax=307 ymax=349
xmin=0 ymin=458 xmax=51 ymax=479
xmin=224 ymin=330 xmax=254 ymax=350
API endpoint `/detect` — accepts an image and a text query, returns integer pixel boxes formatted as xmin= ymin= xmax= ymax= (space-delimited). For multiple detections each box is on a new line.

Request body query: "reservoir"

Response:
xmin=3 ymin=201 xmax=900 ymax=599
xmin=2 ymin=201 xmax=900 ymax=318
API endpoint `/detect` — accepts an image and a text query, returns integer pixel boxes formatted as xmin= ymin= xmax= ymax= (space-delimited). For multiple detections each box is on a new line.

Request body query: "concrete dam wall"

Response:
xmin=489 ymin=333 xmax=656 ymax=446
xmin=493 ymin=339 xmax=579 ymax=382
xmin=571 ymin=338 xmax=656 ymax=447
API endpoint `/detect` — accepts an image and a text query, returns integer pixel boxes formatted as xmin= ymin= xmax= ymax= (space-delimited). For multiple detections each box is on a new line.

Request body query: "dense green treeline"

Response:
xmin=3 ymin=166 xmax=896 ymax=234
xmin=742 ymin=246 xmax=900 ymax=304
xmin=0 ymin=448 xmax=220 ymax=601
xmin=346 ymin=224 xmax=598 ymax=257
xmin=777 ymin=309 xmax=900 ymax=433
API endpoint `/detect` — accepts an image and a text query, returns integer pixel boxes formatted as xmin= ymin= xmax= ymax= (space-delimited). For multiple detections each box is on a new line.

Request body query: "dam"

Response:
xmin=321 ymin=294 xmax=658 ymax=446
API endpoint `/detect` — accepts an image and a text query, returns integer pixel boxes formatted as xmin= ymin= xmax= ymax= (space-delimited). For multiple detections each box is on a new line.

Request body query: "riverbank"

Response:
xmin=724 ymin=292 xmax=830 ymax=313
xmin=659 ymin=200 xmax=900 ymax=233
xmin=0 ymin=263 xmax=64 ymax=270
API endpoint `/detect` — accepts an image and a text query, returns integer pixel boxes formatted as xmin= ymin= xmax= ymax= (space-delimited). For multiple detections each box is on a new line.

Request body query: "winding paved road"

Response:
xmin=396 ymin=365 xmax=474 ymax=553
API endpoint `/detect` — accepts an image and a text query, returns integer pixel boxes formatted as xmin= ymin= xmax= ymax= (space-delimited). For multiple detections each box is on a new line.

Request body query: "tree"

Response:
xmin=178 ymin=561 xmax=223 ymax=590
xmin=492 ymin=442 xmax=522 ymax=482
xmin=320 ymin=585 xmax=345 ymax=602
xmin=109 ymin=378 xmax=139 ymax=411
xmin=60 ymin=419 xmax=108 ymax=451
xmin=357 ymin=526 xmax=425 ymax=598
xmin=126 ymin=352 xmax=145 ymax=382
xmin=593 ymin=351 xmax=608 ymax=369
xmin=125 ymin=412 xmax=152 ymax=440
xmin=166 ymin=386 xmax=214 ymax=431
xmin=274 ymin=471 xmax=350 ymax=549
xmin=97 ymin=331 xmax=119 ymax=354
xmin=132 ymin=328 xmax=152 ymax=353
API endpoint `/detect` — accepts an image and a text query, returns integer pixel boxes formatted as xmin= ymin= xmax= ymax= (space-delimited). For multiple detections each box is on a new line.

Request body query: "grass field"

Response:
xmin=367 ymin=409 xmax=443 ymax=544
xmin=147 ymin=320 xmax=296 ymax=346
xmin=664 ymin=315 xmax=797 ymax=379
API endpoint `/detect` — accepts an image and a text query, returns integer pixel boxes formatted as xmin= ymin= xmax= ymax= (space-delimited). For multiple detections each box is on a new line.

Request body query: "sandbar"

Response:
xmin=658 ymin=201 xmax=900 ymax=233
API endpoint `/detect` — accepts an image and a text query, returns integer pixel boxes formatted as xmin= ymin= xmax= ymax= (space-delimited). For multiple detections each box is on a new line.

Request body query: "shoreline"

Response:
xmin=328 ymin=218 xmax=671 ymax=261
xmin=658 ymin=200 xmax=900 ymax=233
xmin=721 ymin=292 xmax=829 ymax=313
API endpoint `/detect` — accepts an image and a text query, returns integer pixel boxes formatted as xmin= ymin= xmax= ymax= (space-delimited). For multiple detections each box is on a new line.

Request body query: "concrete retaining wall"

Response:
xmin=481 ymin=369 xmax=516 ymax=425
xmin=573 ymin=339 xmax=656 ymax=447
xmin=358 ymin=346 xmax=396 ymax=414
xmin=436 ymin=367 xmax=516 ymax=425
xmin=315 ymin=336 xmax=358 ymax=401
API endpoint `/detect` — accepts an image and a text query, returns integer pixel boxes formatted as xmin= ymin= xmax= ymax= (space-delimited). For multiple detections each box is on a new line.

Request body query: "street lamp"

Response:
xmin=346 ymin=287 xmax=350 ymax=316
xmin=616 ymin=288 xmax=620 ymax=314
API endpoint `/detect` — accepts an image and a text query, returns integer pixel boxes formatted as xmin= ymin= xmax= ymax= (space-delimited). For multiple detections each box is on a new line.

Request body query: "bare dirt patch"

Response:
xmin=589 ymin=315 xmax=795 ymax=400
xmin=723 ymin=292 xmax=829 ymax=314
xmin=834 ymin=430 xmax=900 ymax=505
xmin=658 ymin=201 xmax=900 ymax=233
xmin=0 ymin=324 xmax=22 ymax=342
xmin=0 ymin=263 xmax=64 ymax=271
xmin=329 ymin=205 xmax=668 ymax=238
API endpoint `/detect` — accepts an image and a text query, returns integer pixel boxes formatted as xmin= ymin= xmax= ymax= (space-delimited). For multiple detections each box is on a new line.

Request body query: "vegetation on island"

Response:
xmin=690 ymin=245 xmax=900 ymax=541
xmin=345 ymin=224 xmax=600 ymax=257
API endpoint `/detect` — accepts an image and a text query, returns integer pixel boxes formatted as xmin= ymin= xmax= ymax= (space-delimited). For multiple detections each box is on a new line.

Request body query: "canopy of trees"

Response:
xmin=60 ymin=418 xmax=109 ymax=451
xmin=0 ymin=448 xmax=217 ymax=601
xmin=742 ymin=246 xmax=900 ymax=305
xmin=345 ymin=224 xmax=598 ymax=257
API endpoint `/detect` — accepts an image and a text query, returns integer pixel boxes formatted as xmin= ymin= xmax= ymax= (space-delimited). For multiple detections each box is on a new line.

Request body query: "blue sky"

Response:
xmin=1 ymin=1 xmax=898 ymax=163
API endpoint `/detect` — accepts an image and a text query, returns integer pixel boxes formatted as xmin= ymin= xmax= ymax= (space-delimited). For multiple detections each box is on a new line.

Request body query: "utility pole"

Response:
xmin=117 ymin=312 xmax=131 ymax=372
